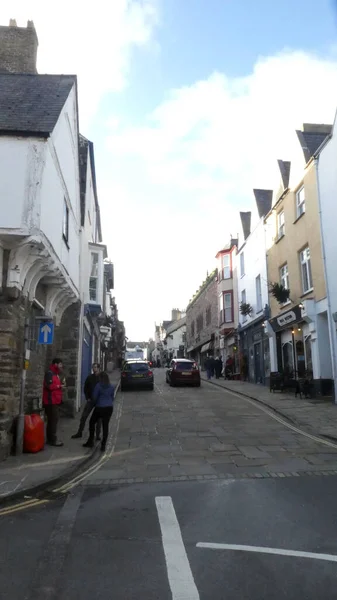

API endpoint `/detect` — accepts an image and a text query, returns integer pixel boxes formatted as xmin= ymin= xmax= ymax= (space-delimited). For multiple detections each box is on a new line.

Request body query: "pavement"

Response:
xmin=0 ymin=370 xmax=120 ymax=500
xmin=3 ymin=369 xmax=337 ymax=598
xmin=200 ymin=373 xmax=337 ymax=439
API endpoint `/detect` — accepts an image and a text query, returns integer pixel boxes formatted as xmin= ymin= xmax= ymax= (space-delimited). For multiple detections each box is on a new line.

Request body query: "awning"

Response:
xmin=201 ymin=342 xmax=211 ymax=353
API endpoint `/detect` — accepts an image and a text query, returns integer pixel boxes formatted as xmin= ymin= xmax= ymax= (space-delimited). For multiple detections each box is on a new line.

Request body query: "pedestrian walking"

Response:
xmin=72 ymin=363 xmax=101 ymax=440
xmin=43 ymin=358 xmax=64 ymax=447
xmin=205 ymin=355 xmax=212 ymax=380
xmin=83 ymin=371 xmax=115 ymax=452
xmin=215 ymin=356 xmax=222 ymax=379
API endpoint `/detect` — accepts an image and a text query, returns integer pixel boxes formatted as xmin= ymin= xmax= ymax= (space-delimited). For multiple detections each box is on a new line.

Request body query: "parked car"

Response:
xmin=121 ymin=360 xmax=154 ymax=391
xmin=166 ymin=359 xmax=201 ymax=387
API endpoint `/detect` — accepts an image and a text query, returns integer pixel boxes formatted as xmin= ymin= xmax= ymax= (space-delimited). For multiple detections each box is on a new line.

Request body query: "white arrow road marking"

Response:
xmin=41 ymin=324 xmax=51 ymax=343
xmin=156 ymin=496 xmax=200 ymax=599
xmin=197 ymin=542 xmax=337 ymax=563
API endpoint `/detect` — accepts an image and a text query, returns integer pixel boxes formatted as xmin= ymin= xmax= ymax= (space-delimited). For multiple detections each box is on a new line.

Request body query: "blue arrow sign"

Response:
xmin=38 ymin=321 xmax=54 ymax=345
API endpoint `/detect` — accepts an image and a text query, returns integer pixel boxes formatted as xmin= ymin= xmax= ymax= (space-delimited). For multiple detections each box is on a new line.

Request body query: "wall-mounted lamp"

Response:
xmin=299 ymin=303 xmax=304 ymax=310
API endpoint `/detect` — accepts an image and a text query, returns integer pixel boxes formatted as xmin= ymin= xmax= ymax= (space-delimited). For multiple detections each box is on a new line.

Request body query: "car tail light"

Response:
xmin=192 ymin=362 xmax=198 ymax=370
xmin=148 ymin=370 xmax=153 ymax=377
xmin=121 ymin=372 xmax=127 ymax=378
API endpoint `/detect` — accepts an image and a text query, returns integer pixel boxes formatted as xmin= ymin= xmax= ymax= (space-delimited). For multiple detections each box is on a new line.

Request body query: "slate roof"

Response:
xmin=240 ymin=211 xmax=251 ymax=241
xmin=253 ymin=189 xmax=273 ymax=218
xmin=0 ymin=73 xmax=76 ymax=135
xmin=296 ymin=126 xmax=332 ymax=163
xmin=277 ymin=160 xmax=291 ymax=190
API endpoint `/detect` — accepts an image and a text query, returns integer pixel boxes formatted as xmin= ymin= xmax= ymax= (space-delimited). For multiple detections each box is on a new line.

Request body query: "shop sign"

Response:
xmin=269 ymin=304 xmax=302 ymax=333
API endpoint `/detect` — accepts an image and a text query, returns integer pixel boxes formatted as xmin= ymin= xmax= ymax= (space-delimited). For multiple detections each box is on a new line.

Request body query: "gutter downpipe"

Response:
xmin=315 ymin=154 xmax=337 ymax=403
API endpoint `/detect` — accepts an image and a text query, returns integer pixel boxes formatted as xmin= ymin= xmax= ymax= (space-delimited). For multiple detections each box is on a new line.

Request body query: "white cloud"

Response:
xmin=0 ymin=0 xmax=158 ymax=127
xmin=104 ymin=50 xmax=337 ymax=338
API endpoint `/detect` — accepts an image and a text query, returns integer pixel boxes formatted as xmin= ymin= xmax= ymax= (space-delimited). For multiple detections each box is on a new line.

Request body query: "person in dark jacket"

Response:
xmin=43 ymin=358 xmax=64 ymax=447
xmin=215 ymin=356 xmax=223 ymax=379
xmin=72 ymin=363 xmax=101 ymax=440
xmin=83 ymin=372 xmax=115 ymax=452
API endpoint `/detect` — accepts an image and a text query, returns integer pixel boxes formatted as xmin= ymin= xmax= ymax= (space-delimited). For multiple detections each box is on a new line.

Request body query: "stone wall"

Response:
xmin=48 ymin=302 xmax=81 ymax=418
xmin=0 ymin=22 xmax=38 ymax=74
xmin=0 ymin=293 xmax=81 ymax=459
xmin=186 ymin=275 xmax=218 ymax=351
xmin=0 ymin=291 xmax=25 ymax=460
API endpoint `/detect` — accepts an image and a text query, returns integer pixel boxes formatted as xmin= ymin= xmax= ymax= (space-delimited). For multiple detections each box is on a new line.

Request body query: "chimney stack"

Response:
xmin=240 ymin=212 xmax=251 ymax=241
xmin=0 ymin=19 xmax=38 ymax=74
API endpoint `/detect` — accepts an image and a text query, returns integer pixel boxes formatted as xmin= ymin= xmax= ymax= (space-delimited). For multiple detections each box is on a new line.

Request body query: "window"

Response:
xmin=63 ymin=199 xmax=69 ymax=243
xmin=196 ymin=314 xmax=203 ymax=333
xmin=277 ymin=211 xmax=285 ymax=239
xmin=191 ymin=321 xmax=195 ymax=337
xmin=300 ymin=246 xmax=313 ymax=293
xmin=89 ymin=252 xmax=99 ymax=302
xmin=224 ymin=292 xmax=233 ymax=323
xmin=222 ymin=254 xmax=231 ymax=279
xmin=296 ymin=186 xmax=305 ymax=218
xmin=279 ymin=263 xmax=290 ymax=306
xmin=240 ymin=252 xmax=245 ymax=277
xmin=241 ymin=289 xmax=247 ymax=322
xmin=206 ymin=305 xmax=211 ymax=326
xmin=255 ymin=275 xmax=262 ymax=312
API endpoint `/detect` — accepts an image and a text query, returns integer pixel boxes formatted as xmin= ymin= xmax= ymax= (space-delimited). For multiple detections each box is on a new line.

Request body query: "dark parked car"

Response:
xmin=121 ymin=360 xmax=154 ymax=391
xmin=166 ymin=359 xmax=201 ymax=387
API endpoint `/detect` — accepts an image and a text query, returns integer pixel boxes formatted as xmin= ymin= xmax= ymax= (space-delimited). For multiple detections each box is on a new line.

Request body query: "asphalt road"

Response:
xmin=2 ymin=370 xmax=337 ymax=599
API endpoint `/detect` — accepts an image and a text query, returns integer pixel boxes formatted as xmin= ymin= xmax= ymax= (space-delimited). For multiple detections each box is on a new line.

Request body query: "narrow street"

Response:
xmin=2 ymin=370 xmax=337 ymax=599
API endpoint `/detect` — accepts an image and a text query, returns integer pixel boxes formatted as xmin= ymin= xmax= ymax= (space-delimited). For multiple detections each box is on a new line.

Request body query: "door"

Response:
xmin=81 ymin=326 xmax=92 ymax=405
xmin=254 ymin=342 xmax=262 ymax=383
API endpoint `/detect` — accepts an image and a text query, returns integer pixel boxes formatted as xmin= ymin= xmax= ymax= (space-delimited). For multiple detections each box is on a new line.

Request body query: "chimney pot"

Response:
xmin=9 ymin=19 xmax=17 ymax=27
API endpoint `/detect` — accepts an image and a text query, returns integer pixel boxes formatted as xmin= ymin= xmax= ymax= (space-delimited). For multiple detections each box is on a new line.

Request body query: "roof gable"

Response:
xmin=0 ymin=73 xmax=76 ymax=136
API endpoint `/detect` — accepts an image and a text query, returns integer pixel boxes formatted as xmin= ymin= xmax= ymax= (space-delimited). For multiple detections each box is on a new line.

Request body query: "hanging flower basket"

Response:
xmin=269 ymin=282 xmax=290 ymax=304
xmin=240 ymin=302 xmax=253 ymax=316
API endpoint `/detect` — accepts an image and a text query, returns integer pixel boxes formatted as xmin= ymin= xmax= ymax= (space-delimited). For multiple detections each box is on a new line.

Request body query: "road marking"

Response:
xmin=55 ymin=389 xmax=124 ymax=493
xmin=197 ymin=542 xmax=337 ymax=563
xmin=156 ymin=496 xmax=200 ymax=599
xmin=204 ymin=380 xmax=337 ymax=450
xmin=26 ymin=488 xmax=83 ymax=600
xmin=0 ymin=498 xmax=48 ymax=516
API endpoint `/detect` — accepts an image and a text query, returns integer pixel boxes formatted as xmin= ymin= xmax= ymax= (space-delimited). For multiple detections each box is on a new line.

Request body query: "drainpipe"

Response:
xmin=315 ymin=157 xmax=337 ymax=403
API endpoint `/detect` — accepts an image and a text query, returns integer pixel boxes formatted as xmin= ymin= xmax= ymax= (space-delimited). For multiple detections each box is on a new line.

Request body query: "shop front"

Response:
xmin=269 ymin=304 xmax=311 ymax=379
xmin=239 ymin=317 xmax=270 ymax=385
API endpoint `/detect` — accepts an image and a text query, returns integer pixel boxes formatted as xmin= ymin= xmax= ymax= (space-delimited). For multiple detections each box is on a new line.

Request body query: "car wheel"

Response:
xmin=195 ymin=382 xmax=201 ymax=387
xmin=149 ymin=385 xmax=154 ymax=391
xmin=170 ymin=380 xmax=175 ymax=387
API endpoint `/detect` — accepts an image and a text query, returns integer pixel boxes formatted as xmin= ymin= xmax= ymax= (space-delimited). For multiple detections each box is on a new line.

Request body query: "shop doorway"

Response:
xmin=282 ymin=341 xmax=294 ymax=375
xmin=254 ymin=342 xmax=262 ymax=383
xmin=296 ymin=339 xmax=305 ymax=377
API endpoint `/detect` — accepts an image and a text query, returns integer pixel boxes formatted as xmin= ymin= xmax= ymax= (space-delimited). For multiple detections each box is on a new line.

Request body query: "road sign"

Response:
xmin=38 ymin=321 xmax=54 ymax=345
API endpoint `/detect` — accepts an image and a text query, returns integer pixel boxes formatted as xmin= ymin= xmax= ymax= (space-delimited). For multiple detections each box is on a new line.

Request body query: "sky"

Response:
xmin=2 ymin=0 xmax=337 ymax=340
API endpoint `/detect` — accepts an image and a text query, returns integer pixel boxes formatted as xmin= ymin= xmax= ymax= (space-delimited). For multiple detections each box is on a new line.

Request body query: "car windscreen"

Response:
xmin=125 ymin=363 xmax=149 ymax=372
xmin=175 ymin=362 xmax=194 ymax=371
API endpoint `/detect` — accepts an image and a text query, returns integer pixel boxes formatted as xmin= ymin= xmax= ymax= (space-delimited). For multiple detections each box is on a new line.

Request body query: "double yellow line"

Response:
xmin=0 ymin=393 xmax=124 ymax=516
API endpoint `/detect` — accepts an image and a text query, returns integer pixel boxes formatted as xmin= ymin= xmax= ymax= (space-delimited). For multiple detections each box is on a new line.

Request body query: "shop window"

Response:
xmin=304 ymin=335 xmax=313 ymax=375
xmin=282 ymin=342 xmax=294 ymax=375
xmin=296 ymin=339 xmax=305 ymax=377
